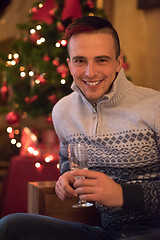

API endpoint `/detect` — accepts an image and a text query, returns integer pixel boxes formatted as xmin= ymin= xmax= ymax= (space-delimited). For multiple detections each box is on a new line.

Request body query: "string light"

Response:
xmin=35 ymin=162 xmax=41 ymax=168
xmin=61 ymin=79 xmax=66 ymax=84
xmin=41 ymin=37 xmax=45 ymax=42
xmin=33 ymin=150 xmax=39 ymax=156
xmin=11 ymin=60 xmax=16 ymax=66
xmin=16 ymin=142 xmax=22 ymax=148
xmin=27 ymin=147 xmax=34 ymax=154
xmin=7 ymin=127 xmax=12 ymax=133
xmin=8 ymin=54 xmax=12 ymax=59
xmin=20 ymin=72 xmax=26 ymax=78
xmin=45 ymin=155 xmax=53 ymax=163
xmin=30 ymin=134 xmax=37 ymax=142
xmin=30 ymin=29 xmax=35 ymax=34
xmin=35 ymin=79 xmax=40 ymax=84
xmin=27 ymin=147 xmax=39 ymax=156
xmin=6 ymin=52 xmax=19 ymax=66
xmin=20 ymin=66 xmax=25 ymax=71
xmin=61 ymin=40 xmax=67 ymax=46
xmin=36 ymin=37 xmax=45 ymax=45
xmin=7 ymin=127 xmax=21 ymax=149
xmin=11 ymin=139 xmax=16 ymax=144
xmin=6 ymin=127 xmax=60 ymax=170
xmin=14 ymin=129 xmax=20 ymax=135
xmin=24 ymin=128 xmax=37 ymax=142
xmin=13 ymin=53 xmax=19 ymax=59
xmin=55 ymin=42 xmax=60 ymax=48
xmin=36 ymin=25 xmax=42 ymax=30
xmin=6 ymin=61 xmax=11 ymax=66
xmin=36 ymin=39 xmax=41 ymax=45
xmin=38 ymin=3 xmax=43 ymax=8
xmin=29 ymin=71 xmax=34 ymax=77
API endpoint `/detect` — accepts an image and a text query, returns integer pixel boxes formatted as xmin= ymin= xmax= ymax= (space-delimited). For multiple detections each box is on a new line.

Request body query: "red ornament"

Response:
xmin=61 ymin=0 xmax=82 ymax=21
xmin=31 ymin=7 xmax=38 ymax=13
xmin=6 ymin=111 xmax=20 ymax=125
xmin=52 ymin=58 xmax=59 ymax=66
xmin=35 ymin=75 xmax=46 ymax=84
xmin=57 ymin=21 xmax=64 ymax=32
xmin=46 ymin=115 xmax=53 ymax=124
xmin=43 ymin=55 xmax=50 ymax=62
xmin=0 ymin=81 xmax=9 ymax=103
xmin=24 ymin=95 xmax=38 ymax=104
xmin=48 ymin=94 xmax=58 ymax=104
xmin=86 ymin=0 xmax=94 ymax=8
xmin=30 ymin=32 xmax=41 ymax=44
xmin=31 ymin=0 xmax=56 ymax=25
xmin=15 ymin=58 xmax=19 ymax=64
xmin=123 ymin=62 xmax=130 ymax=70
xmin=25 ymin=95 xmax=38 ymax=104
xmin=49 ymin=7 xmax=57 ymax=17
xmin=25 ymin=97 xmax=30 ymax=103
xmin=57 ymin=64 xmax=68 ymax=76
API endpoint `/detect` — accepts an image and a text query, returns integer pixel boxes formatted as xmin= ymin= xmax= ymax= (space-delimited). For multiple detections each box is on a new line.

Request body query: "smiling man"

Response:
xmin=66 ymin=31 xmax=123 ymax=103
xmin=0 ymin=16 xmax=160 ymax=240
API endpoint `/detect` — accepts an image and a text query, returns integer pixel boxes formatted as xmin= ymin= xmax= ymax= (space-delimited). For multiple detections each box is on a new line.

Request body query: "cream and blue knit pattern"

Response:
xmin=64 ymin=131 xmax=160 ymax=228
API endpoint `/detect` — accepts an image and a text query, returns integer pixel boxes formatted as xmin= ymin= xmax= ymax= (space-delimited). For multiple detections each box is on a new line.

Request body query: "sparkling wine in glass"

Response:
xmin=68 ymin=143 xmax=93 ymax=208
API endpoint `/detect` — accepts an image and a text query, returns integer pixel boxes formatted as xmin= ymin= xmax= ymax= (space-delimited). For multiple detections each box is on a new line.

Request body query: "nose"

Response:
xmin=85 ymin=62 xmax=97 ymax=78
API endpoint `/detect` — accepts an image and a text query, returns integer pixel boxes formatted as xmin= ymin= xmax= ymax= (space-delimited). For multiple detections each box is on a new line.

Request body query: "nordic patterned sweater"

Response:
xmin=52 ymin=68 xmax=160 ymax=229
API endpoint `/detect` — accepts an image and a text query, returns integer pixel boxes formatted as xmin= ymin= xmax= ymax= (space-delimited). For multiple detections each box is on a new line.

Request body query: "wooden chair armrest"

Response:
xmin=28 ymin=181 xmax=101 ymax=226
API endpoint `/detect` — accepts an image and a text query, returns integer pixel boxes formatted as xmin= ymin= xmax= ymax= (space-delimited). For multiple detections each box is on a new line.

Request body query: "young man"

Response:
xmin=0 ymin=16 xmax=160 ymax=240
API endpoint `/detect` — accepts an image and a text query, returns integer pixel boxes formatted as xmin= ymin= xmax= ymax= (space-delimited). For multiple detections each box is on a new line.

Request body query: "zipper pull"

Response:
xmin=93 ymin=103 xmax=97 ymax=112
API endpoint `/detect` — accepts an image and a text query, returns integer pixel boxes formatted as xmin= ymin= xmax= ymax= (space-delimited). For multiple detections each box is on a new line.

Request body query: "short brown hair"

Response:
xmin=65 ymin=16 xmax=120 ymax=59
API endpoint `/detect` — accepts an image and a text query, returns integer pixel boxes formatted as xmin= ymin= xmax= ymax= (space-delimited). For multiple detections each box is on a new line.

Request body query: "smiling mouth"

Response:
xmin=84 ymin=80 xmax=102 ymax=86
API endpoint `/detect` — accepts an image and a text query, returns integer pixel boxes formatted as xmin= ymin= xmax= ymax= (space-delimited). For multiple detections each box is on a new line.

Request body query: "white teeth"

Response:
xmin=85 ymin=81 xmax=101 ymax=86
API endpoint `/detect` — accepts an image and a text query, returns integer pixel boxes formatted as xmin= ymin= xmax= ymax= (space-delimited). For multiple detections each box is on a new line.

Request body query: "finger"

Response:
xmin=55 ymin=181 xmax=67 ymax=198
xmin=74 ymin=178 xmax=97 ymax=188
xmin=56 ymin=182 xmax=77 ymax=200
xmin=55 ymin=185 xmax=65 ymax=200
xmin=75 ymin=186 xmax=95 ymax=195
xmin=57 ymin=178 xmax=78 ymax=198
xmin=79 ymin=193 xmax=97 ymax=202
xmin=71 ymin=169 xmax=98 ymax=178
xmin=74 ymin=186 xmax=97 ymax=202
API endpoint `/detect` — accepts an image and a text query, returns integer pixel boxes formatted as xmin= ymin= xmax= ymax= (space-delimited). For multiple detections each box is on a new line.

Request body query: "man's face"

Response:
xmin=67 ymin=32 xmax=123 ymax=103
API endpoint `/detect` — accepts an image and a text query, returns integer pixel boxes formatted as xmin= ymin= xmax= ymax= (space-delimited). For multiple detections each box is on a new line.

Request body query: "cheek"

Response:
xmin=70 ymin=67 xmax=82 ymax=78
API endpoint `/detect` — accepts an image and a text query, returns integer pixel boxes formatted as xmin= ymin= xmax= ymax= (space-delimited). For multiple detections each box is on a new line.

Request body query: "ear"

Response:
xmin=66 ymin=57 xmax=72 ymax=75
xmin=66 ymin=57 xmax=70 ymax=64
xmin=116 ymin=54 xmax=124 ymax=72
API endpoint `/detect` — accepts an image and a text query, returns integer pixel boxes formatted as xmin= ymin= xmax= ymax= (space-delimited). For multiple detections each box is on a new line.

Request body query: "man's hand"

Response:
xmin=55 ymin=171 xmax=78 ymax=201
xmin=72 ymin=169 xmax=123 ymax=208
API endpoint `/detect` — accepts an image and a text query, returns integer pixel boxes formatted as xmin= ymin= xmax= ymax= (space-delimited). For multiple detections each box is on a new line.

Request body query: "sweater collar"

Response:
xmin=71 ymin=68 xmax=133 ymax=106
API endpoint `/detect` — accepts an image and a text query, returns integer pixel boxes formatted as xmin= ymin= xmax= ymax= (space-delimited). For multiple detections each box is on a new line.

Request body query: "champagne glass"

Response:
xmin=68 ymin=143 xmax=93 ymax=208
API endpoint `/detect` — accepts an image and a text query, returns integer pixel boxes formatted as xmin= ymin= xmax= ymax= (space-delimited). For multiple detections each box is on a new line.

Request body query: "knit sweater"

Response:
xmin=52 ymin=69 xmax=160 ymax=229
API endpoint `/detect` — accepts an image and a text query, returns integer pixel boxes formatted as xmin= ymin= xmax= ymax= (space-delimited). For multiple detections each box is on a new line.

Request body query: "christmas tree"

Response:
xmin=0 ymin=0 xmax=105 ymax=125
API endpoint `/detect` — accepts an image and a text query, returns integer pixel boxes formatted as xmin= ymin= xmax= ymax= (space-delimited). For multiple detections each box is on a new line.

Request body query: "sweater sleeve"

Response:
xmin=121 ymin=183 xmax=144 ymax=210
xmin=121 ymin=181 xmax=160 ymax=217
xmin=59 ymin=141 xmax=70 ymax=174
xmin=122 ymin=105 xmax=160 ymax=216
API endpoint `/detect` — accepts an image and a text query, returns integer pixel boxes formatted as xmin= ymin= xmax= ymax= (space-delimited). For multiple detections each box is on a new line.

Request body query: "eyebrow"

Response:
xmin=72 ymin=55 xmax=112 ymax=61
xmin=72 ymin=56 xmax=85 ymax=61
xmin=95 ymin=55 xmax=112 ymax=60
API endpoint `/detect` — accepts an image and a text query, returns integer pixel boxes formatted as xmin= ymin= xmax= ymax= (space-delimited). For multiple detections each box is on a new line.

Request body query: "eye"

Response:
xmin=96 ymin=58 xmax=109 ymax=64
xmin=73 ymin=58 xmax=86 ymax=65
xmin=75 ymin=59 xmax=85 ymax=63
